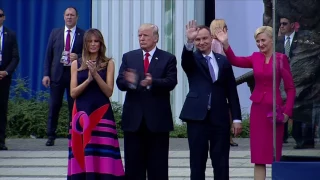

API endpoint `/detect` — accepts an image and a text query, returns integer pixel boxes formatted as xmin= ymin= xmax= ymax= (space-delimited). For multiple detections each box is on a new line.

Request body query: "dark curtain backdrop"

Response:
xmin=0 ymin=0 xmax=91 ymax=97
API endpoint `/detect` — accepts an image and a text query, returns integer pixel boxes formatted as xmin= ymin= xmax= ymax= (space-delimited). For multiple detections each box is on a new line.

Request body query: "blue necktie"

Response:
xmin=205 ymin=56 xmax=216 ymax=110
xmin=205 ymin=56 xmax=216 ymax=82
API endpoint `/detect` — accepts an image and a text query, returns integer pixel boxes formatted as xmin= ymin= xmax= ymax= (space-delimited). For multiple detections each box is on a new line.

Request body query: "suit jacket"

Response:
xmin=179 ymin=46 xmax=242 ymax=126
xmin=43 ymin=27 xmax=85 ymax=82
xmin=276 ymin=32 xmax=298 ymax=59
xmin=116 ymin=48 xmax=178 ymax=132
xmin=224 ymin=46 xmax=296 ymax=117
xmin=0 ymin=27 xmax=19 ymax=77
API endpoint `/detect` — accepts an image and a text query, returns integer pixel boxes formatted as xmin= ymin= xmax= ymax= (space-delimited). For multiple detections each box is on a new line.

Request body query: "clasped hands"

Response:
xmin=124 ymin=69 xmax=152 ymax=87
xmin=86 ymin=60 xmax=98 ymax=82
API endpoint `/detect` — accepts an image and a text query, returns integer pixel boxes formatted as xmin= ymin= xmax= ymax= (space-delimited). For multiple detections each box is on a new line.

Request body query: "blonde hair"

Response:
xmin=210 ymin=19 xmax=227 ymax=38
xmin=78 ymin=28 xmax=112 ymax=71
xmin=254 ymin=26 xmax=273 ymax=39
xmin=138 ymin=23 xmax=159 ymax=42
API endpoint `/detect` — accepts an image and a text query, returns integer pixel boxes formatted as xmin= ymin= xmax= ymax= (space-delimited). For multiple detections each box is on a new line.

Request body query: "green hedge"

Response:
xmin=7 ymin=77 xmax=250 ymax=138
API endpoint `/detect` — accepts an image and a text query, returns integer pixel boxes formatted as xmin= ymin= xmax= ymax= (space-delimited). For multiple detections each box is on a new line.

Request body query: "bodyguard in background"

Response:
xmin=42 ymin=7 xmax=84 ymax=146
xmin=0 ymin=9 xmax=20 ymax=150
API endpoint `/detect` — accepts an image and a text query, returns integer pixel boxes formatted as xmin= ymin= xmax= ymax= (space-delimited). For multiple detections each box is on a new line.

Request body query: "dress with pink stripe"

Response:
xmin=67 ymin=60 xmax=124 ymax=180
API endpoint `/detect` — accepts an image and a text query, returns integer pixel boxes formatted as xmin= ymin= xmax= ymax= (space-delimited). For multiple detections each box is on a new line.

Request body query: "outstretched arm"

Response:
xmin=214 ymin=28 xmax=253 ymax=68
xmin=224 ymin=46 xmax=253 ymax=68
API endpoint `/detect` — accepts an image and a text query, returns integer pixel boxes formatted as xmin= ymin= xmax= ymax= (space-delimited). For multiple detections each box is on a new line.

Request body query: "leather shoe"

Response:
xmin=46 ymin=139 xmax=55 ymax=146
xmin=0 ymin=144 xmax=8 ymax=150
xmin=230 ymin=142 xmax=238 ymax=146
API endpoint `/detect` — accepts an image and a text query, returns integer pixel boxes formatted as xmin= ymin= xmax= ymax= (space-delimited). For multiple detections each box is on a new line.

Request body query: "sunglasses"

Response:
xmin=0 ymin=14 xmax=4 ymax=17
xmin=280 ymin=22 xmax=288 ymax=26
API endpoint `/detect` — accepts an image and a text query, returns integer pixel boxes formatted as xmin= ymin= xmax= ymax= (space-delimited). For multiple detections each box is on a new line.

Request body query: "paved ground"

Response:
xmin=4 ymin=137 xmax=320 ymax=151
xmin=0 ymin=138 xmax=319 ymax=180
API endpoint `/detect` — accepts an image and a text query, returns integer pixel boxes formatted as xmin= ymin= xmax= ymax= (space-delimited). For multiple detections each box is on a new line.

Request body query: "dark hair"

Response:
xmin=279 ymin=16 xmax=295 ymax=23
xmin=0 ymin=8 xmax=4 ymax=15
xmin=64 ymin=7 xmax=78 ymax=16
xmin=197 ymin=25 xmax=211 ymax=34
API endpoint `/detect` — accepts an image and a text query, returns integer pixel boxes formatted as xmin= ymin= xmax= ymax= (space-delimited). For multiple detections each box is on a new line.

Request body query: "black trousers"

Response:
xmin=186 ymin=110 xmax=230 ymax=180
xmin=292 ymin=103 xmax=315 ymax=146
xmin=46 ymin=67 xmax=73 ymax=139
xmin=123 ymin=121 xmax=169 ymax=180
xmin=0 ymin=77 xmax=11 ymax=144
xmin=283 ymin=121 xmax=289 ymax=141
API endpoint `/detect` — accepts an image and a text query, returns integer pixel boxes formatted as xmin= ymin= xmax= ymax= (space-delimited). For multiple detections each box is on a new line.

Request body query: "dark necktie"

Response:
xmin=144 ymin=52 xmax=150 ymax=74
xmin=285 ymin=36 xmax=290 ymax=57
xmin=65 ymin=30 xmax=71 ymax=51
xmin=205 ymin=55 xmax=216 ymax=110
xmin=205 ymin=56 xmax=216 ymax=82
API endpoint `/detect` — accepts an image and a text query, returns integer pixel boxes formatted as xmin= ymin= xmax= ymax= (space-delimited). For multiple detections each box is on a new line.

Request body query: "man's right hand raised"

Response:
xmin=186 ymin=20 xmax=199 ymax=43
xmin=42 ymin=76 xmax=50 ymax=88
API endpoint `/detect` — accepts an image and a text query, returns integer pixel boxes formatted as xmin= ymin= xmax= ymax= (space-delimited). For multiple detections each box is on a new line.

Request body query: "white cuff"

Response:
xmin=185 ymin=42 xmax=194 ymax=51
xmin=233 ymin=120 xmax=242 ymax=123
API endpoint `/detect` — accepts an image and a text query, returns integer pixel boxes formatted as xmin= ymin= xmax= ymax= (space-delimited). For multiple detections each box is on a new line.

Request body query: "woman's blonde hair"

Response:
xmin=78 ymin=28 xmax=112 ymax=71
xmin=210 ymin=19 xmax=227 ymax=38
xmin=254 ymin=26 xmax=273 ymax=39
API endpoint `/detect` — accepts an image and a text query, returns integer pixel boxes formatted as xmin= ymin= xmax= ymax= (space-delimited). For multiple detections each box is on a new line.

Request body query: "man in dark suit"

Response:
xmin=276 ymin=16 xmax=298 ymax=144
xmin=0 ymin=9 xmax=20 ymax=150
xmin=180 ymin=20 xmax=242 ymax=180
xmin=43 ymin=7 xmax=85 ymax=146
xmin=116 ymin=23 xmax=177 ymax=180
xmin=276 ymin=16 xmax=314 ymax=149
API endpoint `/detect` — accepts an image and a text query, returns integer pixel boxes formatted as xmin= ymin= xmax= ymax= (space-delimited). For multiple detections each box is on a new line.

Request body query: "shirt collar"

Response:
xmin=143 ymin=46 xmax=157 ymax=57
xmin=202 ymin=51 xmax=214 ymax=59
xmin=64 ymin=26 xmax=76 ymax=33
xmin=0 ymin=26 xmax=3 ymax=33
xmin=285 ymin=31 xmax=295 ymax=40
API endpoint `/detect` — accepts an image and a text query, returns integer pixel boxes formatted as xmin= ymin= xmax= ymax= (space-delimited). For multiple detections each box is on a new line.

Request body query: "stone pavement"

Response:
xmin=0 ymin=138 xmax=319 ymax=180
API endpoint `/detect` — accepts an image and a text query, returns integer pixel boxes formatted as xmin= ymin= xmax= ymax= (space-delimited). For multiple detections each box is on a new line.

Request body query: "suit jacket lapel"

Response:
xmin=213 ymin=52 xmax=223 ymax=80
xmin=2 ymin=27 xmax=8 ymax=53
xmin=194 ymin=50 xmax=211 ymax=81
xmin=289 ymin=34 xmax=298 ymax=59
xmin=59 ymin=28 xmax=65 ymax=52
xmin=136 ymin=50 xmax=144 ymax=78
xmin=147 ymin=48 xmax=160 ymax=74
xmin=73 ymin=27 xmax=81 ymax=52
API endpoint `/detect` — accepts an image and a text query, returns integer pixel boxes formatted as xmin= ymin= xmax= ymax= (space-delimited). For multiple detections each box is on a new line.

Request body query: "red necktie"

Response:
xmin=65 ymin=30 xmax=71 ymax=51
xmin=144 ymin=52 xmax=150 ymax=74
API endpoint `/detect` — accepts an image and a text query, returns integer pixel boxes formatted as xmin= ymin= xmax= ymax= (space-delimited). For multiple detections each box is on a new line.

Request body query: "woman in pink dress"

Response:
xmin=210 ymin=19 xmax=238 ymax=147
xmin=215 ymin=26 xmax=296 ymax=179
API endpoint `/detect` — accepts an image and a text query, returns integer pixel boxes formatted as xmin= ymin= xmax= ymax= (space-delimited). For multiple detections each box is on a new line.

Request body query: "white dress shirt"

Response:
xmin=284 ymin=31 xmax=295 ymax=47
xmin=0 ymin=26 xmax=3 ymax=53
xmin=64 ymin=26 xmax=76 ymax=51
xmin=142 ymin=46 xmax=157 ymax=63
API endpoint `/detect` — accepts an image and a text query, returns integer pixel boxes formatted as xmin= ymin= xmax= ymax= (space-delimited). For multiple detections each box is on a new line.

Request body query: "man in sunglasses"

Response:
xmin=277 ymin=16 xmax=316 ymax=149
xmin=0 ymin=9 xmax=20 ymax=150
xmin=276 ymin=16 xmax=298 ymax=145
